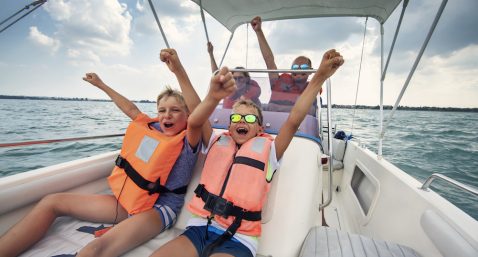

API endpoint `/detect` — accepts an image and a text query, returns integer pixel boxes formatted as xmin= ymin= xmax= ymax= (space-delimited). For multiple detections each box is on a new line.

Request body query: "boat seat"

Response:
xmin=209 ymin=107 xmax=319 ymax=138
xmin=299 ymin=226 xmax=421 ymax=257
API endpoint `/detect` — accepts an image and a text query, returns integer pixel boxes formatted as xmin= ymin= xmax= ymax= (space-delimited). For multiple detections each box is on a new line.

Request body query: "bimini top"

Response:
xmin=191 ymin=0 xmax=402 ymax=31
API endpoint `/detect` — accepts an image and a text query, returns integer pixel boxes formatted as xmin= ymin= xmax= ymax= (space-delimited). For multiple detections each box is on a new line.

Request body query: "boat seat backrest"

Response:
xmin=209 ymin=108 xmax=319 ymax=138
xmin=300 ymin=226 xmax=422 ymax=257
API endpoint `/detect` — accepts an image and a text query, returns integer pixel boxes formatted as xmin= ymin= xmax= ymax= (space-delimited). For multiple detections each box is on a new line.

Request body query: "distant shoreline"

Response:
xmin=0 ymin=95 xmax=155 ymax=104
xmin=1 ymin=94 xmax=477 ymax=112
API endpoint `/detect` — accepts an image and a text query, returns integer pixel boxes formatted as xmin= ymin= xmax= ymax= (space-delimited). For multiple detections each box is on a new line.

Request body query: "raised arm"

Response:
xmin=83 ymin=73 xmax=140 ymax=120
xmin=160 ymin=48 xmax=212 ymax=147
xmin=188 ymin=67 xmax=236 ymax=144
xmin=274 ymin=49 xmax=344 ymax=160
xmin=207 ymin=42 xmax=219 ymax=73
xmin=251 ymin=16 xmax=278 ymax=81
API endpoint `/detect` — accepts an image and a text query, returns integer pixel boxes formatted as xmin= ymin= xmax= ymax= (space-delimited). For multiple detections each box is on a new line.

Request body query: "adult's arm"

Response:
xmin=251 ymin=16 xmax=279 ymax=81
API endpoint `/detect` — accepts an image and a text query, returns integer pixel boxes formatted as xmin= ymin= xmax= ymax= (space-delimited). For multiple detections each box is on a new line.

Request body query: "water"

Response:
xmin=1 ymin=99 xmax=477 ymax=219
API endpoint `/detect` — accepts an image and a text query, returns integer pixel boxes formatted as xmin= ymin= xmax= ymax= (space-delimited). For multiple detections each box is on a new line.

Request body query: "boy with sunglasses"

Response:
xmin=251 ymin=16 xmax=321 ymax=114
xmin=150 ymin=49 xmax=343 ymax=257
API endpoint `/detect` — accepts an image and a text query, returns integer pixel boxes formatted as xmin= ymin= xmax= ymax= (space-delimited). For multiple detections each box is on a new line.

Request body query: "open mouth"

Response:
xmin=236 ymin=127 xmax=248 ymax=135
xmin=163 ymin=122 xmax=174 ymax=128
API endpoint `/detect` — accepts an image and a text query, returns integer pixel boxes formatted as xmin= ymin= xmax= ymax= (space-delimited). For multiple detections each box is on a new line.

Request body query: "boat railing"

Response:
xmin=0 ymin=134 xmax=125 ymax=148
xmin=420 ymin=173 xmax=478 ymax=197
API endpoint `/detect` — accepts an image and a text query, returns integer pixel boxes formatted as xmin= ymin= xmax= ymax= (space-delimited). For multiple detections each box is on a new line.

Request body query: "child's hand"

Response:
xmin=82 ymin=72 xmax=103 ymax=87
xmin=160 ymin=48 xmax=182 ymax=73
xmin=208 ymin=67 xmax=236 ymax=101
xmin=314 ymin=49 xmax=344 ymax=80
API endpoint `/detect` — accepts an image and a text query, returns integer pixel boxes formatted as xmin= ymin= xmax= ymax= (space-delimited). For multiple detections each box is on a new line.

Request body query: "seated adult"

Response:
xmin=207 ymin=42 xmax=262 ymax=109
xmin=251 ymin=16 xmax=319 ymax=115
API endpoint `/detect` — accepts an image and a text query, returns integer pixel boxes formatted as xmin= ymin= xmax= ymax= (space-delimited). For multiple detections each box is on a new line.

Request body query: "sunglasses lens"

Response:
xmin=244 ymin=115 xmax=257 ymax=123
xmin=291 ymin=64 xmax=299 ymax=70
xmin=300 ymin=64 xmax=310 ymax=69
xmin=230 ymin=114 xmax=242 ymax=123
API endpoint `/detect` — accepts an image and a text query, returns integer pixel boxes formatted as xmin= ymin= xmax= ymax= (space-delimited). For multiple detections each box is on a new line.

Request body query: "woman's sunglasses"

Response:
xmin=291 ymin=63 xmax=310 ymax=70
xmin=230 ymin=114 xmax=258 ymax=124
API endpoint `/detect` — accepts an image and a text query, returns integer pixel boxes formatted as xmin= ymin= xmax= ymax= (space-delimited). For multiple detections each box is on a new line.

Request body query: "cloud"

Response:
xmin=380 ymin=0 xmax=478 ymax=56
xmin=42 ymin=0 xmax=133 ymax=62
xmin=132 ymin=0 xmax=198 ymax=38
xmin=28 ymin=26 xmax=61 ymax=53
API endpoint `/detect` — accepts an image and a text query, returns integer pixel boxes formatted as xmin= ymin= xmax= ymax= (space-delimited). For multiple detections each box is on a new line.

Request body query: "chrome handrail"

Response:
xmin=320 ymin=78 xmax=333 ymax=211
xmin=420 ymin=173 xmax=478 ymax=197
xmin=229 ymin=68 xmax=316 ymax=74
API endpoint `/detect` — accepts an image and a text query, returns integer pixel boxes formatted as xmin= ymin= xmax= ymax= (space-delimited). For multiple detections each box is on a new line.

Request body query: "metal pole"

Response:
xmin=147 ymin=0 xmax=170 ymax=48
xmin=199 ymin=0 xmax=210 ymax=43
xmin=380 ymin=0 xmax=448 ymax=140
xmin=381 ymin=0 xmax=408 ymax=81
xmin=219 ymin=32 xmax=234 ymax=67
xmin=320 ymin=78 xmax=333 ymax=211
xmin=378 ymin=24 xmax=384 ymax=158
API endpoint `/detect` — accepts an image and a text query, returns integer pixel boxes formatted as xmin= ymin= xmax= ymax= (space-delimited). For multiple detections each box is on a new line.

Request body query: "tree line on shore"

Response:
xmin=1 ymin=95 xmax=477 ymax=112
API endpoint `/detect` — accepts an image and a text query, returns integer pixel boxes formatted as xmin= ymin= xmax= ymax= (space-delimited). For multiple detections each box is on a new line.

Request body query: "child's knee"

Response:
xmin=37 ymin=193 xmax=71 ymax=216
xmin=77 ymin=238 xmax=106 ymax=257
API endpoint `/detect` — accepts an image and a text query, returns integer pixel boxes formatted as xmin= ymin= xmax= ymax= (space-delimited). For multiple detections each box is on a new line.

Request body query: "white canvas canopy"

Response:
xmin=191 ymin=0 xmax=402 ymax=32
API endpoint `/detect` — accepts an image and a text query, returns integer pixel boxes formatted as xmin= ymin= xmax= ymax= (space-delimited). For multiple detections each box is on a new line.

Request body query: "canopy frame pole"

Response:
xmin=219 ymin=32 xmax=235 ymax=67
xmin=381 ymin=0 xmax=409 ymax=81
xmin=0 ymin=0 xmax=46 ymax=34
xmin=199 ymin=0 xmax=210 ymax=43
xmin=378 ymin=24 xmax=384 ymax=158
xmin=380 ymin=0 xmax=448 ymax=140
xmin=147 ymin=0 xmax=170 ymax=48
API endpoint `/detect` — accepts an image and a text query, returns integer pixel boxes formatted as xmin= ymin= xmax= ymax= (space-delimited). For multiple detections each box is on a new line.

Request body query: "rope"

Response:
xmin=0 ymin=0 xmax=46 ymax=34
xmin=350 ymin=17 xmax=368 ymax=136
xmin=246 ymin=23 xmax=249 ymax=68
xmin=147 ymin=0 xmax=170 ymax=48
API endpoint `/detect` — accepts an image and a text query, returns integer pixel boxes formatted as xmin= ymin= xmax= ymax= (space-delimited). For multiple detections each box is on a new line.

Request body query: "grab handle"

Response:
xmin=420 ymin=173 xmax=478 ymax=197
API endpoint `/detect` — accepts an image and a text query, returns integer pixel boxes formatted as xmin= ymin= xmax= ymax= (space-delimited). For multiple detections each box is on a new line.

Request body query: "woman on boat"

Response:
xmin=251 ymin=16 xmax=319 ymax=115
xmin=207 ymin=42 xmax=262 ymax=109
xmin=0 ymin=49 xmax=209 ymax=257
xmin=149 ymin=49 xmax=343 ymax=257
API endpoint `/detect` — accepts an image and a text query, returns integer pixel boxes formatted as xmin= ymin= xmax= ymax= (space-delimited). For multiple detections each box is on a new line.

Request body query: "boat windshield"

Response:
xmin=210 ymin=74 xmax=321 ymax=139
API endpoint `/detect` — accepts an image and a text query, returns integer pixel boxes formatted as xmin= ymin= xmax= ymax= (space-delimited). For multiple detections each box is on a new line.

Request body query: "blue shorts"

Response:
xmin=182 ymin=226 xmax=253 ymax=257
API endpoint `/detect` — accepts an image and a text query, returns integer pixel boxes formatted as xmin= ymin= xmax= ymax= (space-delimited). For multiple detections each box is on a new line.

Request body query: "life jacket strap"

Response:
xmin=194 ymin=184 xmax=261 ymax=221
xmin=115 ymin=155 xmax=187 ymax=195
xmin=201 ymin=214 xmax=244 ymax=257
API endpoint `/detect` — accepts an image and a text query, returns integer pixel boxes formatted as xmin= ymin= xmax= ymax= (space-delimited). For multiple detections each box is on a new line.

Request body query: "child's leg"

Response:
xmin=149 ymin=235 xmax=198 ymax=257
xmin=77 ymin=208 xmax=165 ymax=257
xmin=0 ymin=193 xmax=126 ymax=257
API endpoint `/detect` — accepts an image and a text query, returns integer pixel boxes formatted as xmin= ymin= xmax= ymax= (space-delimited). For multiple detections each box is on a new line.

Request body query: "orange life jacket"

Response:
xmin=108 ymin=114 xmax=186 ymax=215
xmin=188 ymin=132 xmax=274 ymax=236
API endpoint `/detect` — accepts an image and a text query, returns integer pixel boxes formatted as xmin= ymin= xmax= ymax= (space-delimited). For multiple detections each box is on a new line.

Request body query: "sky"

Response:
xmin=0 ymin=0 xmax=477 ymax=108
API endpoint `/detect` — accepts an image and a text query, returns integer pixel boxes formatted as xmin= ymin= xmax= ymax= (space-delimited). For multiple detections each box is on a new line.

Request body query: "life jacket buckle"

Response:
xmin=115 ymin=155 xmax=126 ymax=168
xmin=204 ymin=194 xmax=232 ymax=218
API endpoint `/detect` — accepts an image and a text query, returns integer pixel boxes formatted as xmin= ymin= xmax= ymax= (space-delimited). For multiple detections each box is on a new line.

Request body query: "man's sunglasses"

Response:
xmin=291 ymin=63 xmax=310 ymax=70
xmin=230 ymin=114 xmax=259 ymax=124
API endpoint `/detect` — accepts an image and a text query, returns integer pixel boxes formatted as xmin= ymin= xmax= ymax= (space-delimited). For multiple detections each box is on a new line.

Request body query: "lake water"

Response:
xmin=0 ymin=99 xmax=477 ymax=219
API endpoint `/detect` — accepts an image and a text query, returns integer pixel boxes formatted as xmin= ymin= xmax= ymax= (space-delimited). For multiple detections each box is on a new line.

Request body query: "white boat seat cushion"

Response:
xmin=299 ymin=226 xmax=421 ymax=257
